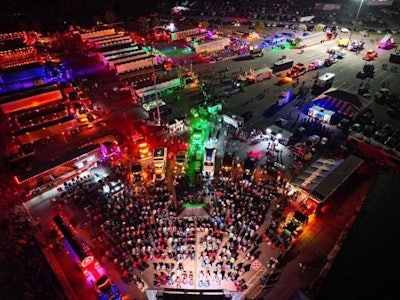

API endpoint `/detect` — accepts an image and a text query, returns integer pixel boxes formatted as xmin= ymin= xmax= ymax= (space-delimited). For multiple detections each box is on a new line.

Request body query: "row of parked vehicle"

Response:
xmin=339 ymin=110 xmax=400 ymax=149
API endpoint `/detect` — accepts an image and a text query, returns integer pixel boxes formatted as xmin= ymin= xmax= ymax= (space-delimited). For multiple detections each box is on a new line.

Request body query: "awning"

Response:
xmin=292 ymin=155 xmax=364 ymax=203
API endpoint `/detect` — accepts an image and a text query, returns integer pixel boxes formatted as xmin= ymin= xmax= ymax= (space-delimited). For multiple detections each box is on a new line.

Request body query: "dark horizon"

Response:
xmin=0 ymin=0 xmax=164 ymax=32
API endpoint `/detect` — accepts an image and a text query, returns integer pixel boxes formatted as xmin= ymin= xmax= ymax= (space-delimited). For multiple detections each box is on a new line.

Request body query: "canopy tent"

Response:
xmin=179 ymin=207 xmax=210 ymax=218
xmin=292 ymin=155 xmax=363 ymax=203
xmin=312 ymin=87 xmax=370 ymax=119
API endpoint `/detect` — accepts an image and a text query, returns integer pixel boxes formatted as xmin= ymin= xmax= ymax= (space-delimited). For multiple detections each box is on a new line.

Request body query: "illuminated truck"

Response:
xmin=193 ymin=37 xmax=231 ymax=53
xmin=153 ymin=147 xmax=167 ymax=181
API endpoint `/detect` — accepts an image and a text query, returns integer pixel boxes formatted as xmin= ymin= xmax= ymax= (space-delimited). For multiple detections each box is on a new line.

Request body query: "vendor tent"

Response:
xmin=312 ymin=87 xmax=370 ymax=119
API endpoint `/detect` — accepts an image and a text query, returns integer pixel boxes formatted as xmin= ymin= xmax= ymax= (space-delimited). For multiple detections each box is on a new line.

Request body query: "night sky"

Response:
xmin=0 ymin=0 xmax=162 ymax=32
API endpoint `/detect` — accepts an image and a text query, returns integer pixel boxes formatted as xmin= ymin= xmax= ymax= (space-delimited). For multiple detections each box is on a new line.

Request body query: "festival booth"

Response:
xmin=308 ymin=105 xmax=335 ymax=123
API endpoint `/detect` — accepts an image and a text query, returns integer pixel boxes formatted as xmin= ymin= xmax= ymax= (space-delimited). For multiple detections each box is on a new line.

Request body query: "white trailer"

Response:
xmin=194 ymin=38 xmax=231 ymax=53
xmin=100 ymin=44 xmax=138 ymax=57
xmin=316 ymin=73 xmax=335 ymax=88
xmin=108 ymin=52 xmax=149 ymax=69
xmin=251 ymin=66 xmax=273 ymax=82
xmin=171 ymin=28 xmax=204 ymax=40
xmin=299 ymin=16 xmax=315 ymax=23
xmin=115 ymin=55 xmax=161 ymax=74
xmin=135 ymin=77 xmax=186 ymax=98
xmin=295 ymin=32 xmax=327 ymax=48
xmin=102 ymin=49 xmax=143 ymax=65
xmin=96 ymin=36 xmax=132 ymax=49
xmin=80 ymin=28 xmax=116 ymax=41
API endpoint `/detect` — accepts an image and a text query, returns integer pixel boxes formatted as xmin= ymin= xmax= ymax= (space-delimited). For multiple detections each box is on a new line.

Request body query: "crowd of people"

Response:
xmin=52 ymin=151 xmax=293 ymax=293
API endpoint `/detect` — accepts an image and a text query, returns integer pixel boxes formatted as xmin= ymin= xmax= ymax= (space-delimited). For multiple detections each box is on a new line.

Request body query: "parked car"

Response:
xmin=340 ymin=27 xmax=350 ymax=33
xmin=362 ymin=125 xmax=375 ymax=137
xmin=320 ymin=137 xmax=329 ymax=146
xmin=306 ymin=135 xmax=321 ymax=149
xmin=363 ymin=49 xmax=378 ymax=61
xmin=338 ymin=118 xmax=351 ymax=131
xmin=374 ymin=88 xmax=391 ymax=104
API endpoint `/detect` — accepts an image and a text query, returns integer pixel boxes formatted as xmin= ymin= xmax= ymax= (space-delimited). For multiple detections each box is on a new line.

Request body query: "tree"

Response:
xmin=314 ymin=23 xmax=325 ymax=32
xmin=137 ymin=16 xmax=148 ymax=29
xmin=152 ymin=16 xmax=161 ymax=28
xmin=104 ymin=9 xmax=116 ymax=24
xmin=254 ymin=21 xmax=265 ymax=34
xmin=199 ymin=21 xmax=210 ymax=29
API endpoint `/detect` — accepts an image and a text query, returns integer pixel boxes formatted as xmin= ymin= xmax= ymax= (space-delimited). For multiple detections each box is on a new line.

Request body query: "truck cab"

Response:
xmin=220 ymin=152 xmax=234 ymax=180
xmin=131 ymin=162 xmax=143 ymax=182
xmin=138 ymin=142 xmax=152 ymax=159
xmin=174 ymin=150 xmax=188 ymax=178
xmin=95 ymin=275 xmax=122 ymax=300
xmin=153 ymin=147 xmax=167 ymax=181
xmin=286 ymin=63 xmax=307 ymax=79
xmin=242 ymin=157 xmax=257 ymax=181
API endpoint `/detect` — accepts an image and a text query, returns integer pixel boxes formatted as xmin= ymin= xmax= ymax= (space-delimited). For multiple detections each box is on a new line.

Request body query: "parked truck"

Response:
xmin=273 ymin=59 xmax=294 ymax=73
xmin=115 ymin=54 xmax=162 ymax=74
xmin=237 ymin=66 xmax=273 ymax=83
xmin=316 ymin=73 xmax=335 ymax=88
xmin=153 ymin=147 xmax=167 ymax=181
xmin=194 ymin=37 xmax=231 ymax=53
xmin=299 ymin=16 xmax=315 ymax=23
xmin=135 ymin=76 xmax=188 ymax=98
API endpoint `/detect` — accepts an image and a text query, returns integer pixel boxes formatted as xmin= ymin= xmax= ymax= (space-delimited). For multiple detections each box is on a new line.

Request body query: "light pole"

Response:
xmin=347 ymin=0 xmax=364 ymax=48
xmin=151 ymin=43 xmax=161 ymax=125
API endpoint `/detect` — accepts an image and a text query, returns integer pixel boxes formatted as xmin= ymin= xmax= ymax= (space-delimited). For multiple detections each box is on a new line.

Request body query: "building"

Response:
xmin=0 ymin=83 xmax=77 ymax=154
xmin=15 ymin=144 xmax=101 ymax=198
xmin=291 ymin=155 xmax=364 ymax=207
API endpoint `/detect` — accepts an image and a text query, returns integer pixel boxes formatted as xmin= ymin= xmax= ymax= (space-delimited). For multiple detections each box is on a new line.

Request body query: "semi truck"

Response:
xmin=273 ymin=59 xmax=294 ymax=73
xmin=299 ymin=16 xmax=315 ymax=23
xmin=237 ymin=66 xmax=273 ymax=83
xmin=194 ymin=37 xmax=231 ymax=53
xmin=135 ymin=75 xmax=192 ymax=98
xmin=295 ymin=32 xmax=327 ymax=48
xmin=115 ymin=54 xmax=162 ymax=74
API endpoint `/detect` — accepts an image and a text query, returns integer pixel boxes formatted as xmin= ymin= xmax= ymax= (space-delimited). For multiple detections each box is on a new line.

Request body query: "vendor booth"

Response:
xmin=308 ymin=105 xmax=335 ymax=123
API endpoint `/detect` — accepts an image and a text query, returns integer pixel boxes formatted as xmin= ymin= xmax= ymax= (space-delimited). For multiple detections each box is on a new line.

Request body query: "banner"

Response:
xmin=315 ymin=3 xmax=341 ymax=10
xmin=367 ymin=0 xmax=394 ymax=6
